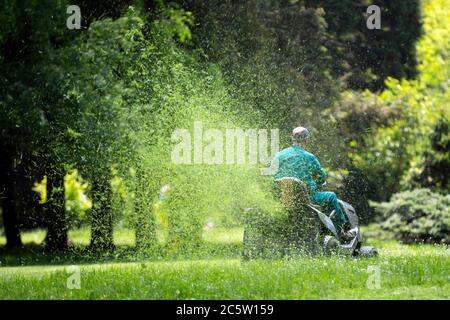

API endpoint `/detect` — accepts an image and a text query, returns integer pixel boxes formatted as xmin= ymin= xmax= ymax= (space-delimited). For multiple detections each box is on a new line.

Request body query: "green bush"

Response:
xmin=371 ymin=189 xmax=450 ymax=244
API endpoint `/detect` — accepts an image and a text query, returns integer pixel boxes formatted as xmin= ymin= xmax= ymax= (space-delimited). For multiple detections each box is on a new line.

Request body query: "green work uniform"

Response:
xmin=273 ymin=145 xmax=347 ymax=234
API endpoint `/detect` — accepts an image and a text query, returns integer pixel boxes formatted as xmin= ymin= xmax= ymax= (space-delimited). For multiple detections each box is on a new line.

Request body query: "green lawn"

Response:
xmin=0 ymin=227 xmax=449 ymax=299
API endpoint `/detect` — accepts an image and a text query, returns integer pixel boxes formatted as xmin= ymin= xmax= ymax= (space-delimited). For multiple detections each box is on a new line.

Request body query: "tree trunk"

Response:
xmin=0 ymin=145 xmax=22 ymax=248
xmin=45 ymin=171 xmax=68 ymax=251
xmin=89 ymin=180 xmax=115 ymax=252
xmin=134 ymin=168 xmax=156 ymax=250
xmin=135 ymin=198 xmax=156 ymax=250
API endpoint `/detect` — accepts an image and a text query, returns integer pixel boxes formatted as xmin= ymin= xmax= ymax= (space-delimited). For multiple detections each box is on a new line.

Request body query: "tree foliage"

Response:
xmin=338 ymin=0 xmax=449 ymax=201
xmin=0 ymin=0 xmax=445 ymax=251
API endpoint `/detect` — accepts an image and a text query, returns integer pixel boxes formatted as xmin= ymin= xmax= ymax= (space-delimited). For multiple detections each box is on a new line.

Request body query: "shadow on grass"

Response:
xmin=0 ymin=242 xmax=243 ymax=267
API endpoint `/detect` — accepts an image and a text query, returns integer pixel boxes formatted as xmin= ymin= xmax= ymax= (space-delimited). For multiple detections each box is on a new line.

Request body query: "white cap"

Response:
xmin=292 ymin=127 xmax=310 ymax=142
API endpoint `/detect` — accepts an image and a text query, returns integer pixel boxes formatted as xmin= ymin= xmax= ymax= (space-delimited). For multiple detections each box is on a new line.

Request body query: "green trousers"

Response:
xmin=312 ymin=191 xmax=347 ymax=235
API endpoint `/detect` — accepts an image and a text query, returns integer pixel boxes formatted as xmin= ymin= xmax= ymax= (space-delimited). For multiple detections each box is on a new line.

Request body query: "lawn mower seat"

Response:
xmin=242 ymin=177 xmax=322 ymax=260
xmin=275 ymin=177 xmax=321 ymax=252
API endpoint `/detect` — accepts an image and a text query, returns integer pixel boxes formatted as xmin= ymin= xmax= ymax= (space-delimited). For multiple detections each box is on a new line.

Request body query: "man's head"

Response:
xmin=292 ymin=127 xmax=310 ymax=146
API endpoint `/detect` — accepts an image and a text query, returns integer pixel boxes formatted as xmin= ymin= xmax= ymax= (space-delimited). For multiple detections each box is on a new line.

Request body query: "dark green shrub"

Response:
xmin=371 ymin=189 xmax=450 ymax=244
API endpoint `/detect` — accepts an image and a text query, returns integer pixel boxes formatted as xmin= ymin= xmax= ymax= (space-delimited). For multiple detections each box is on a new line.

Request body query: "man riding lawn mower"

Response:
xmin=242 ymin=127 xmax=378 ymax=259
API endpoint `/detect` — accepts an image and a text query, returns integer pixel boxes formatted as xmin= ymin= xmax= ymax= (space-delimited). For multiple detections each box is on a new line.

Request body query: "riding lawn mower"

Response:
xmin=242 ymin=177 xmax=378 ymax=260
